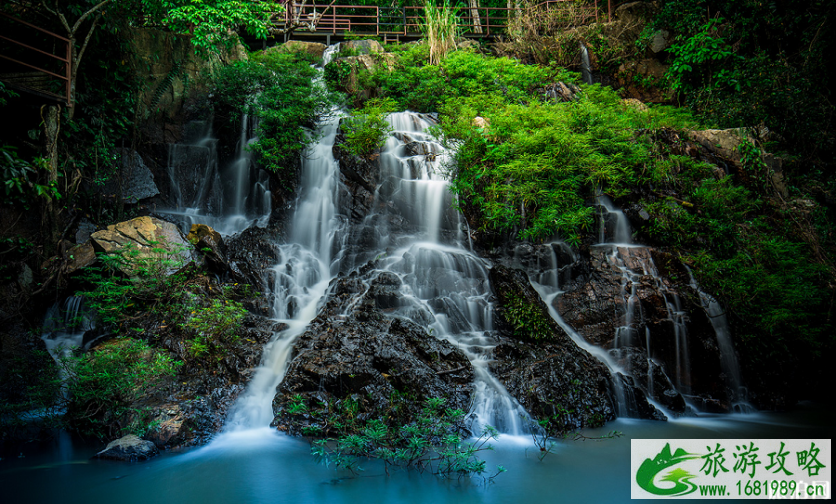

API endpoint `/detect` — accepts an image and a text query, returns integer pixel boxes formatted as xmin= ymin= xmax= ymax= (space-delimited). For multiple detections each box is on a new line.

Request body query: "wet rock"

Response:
xmin=75 ymin=218 xmax=97 ymax=244
xmin=272 ymin=269 xmax=474 ymax=436
xmin=489 ymin=265 xmax=664 ymax=430
xmin=189 ymin=224 xmax=227 ymax=274
xmin=334 ymin=124 xmax=380 ymax=223
xmin=95 ymin=435 xmax=158 ymax=461
xmin=555 ymin=246 xmax=728 ymax=412
xmin=102 ymin=149 xmax=160 ymax=204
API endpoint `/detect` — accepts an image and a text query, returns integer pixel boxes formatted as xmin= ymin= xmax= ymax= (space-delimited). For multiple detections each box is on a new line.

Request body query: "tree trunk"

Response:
xmin=469 ymin=0 xmax=483 ymax=34
xmin=43 ymin=105 xmax=61 ymax=246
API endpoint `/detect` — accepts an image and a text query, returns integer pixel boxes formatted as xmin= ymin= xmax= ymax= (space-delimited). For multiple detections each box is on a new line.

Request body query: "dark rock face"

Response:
xmin=554 ymin=246 xmax=729 ymax=412
xmin=95 ymin=434 xmax=159 ymax=461
xmin=272 ymin=267 xmax=474 ymax=435
xmin=148 ymin=314 xmax=281 ymax=448
xmin=488 ymin=265 xmax=664 ymax=431
xmin=333 ymin=125 xmax=381 ymax=224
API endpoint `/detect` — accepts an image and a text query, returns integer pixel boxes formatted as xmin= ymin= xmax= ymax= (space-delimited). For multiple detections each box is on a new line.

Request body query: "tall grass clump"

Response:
xmin=422 ymin=0 xmax=458 ymax=65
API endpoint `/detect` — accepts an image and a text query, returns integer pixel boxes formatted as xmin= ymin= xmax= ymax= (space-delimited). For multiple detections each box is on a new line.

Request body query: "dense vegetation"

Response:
xmin=1 ymin=0 xmax=833 ymax=445
xmin=330 ymin=30 xmax=833 ymax=401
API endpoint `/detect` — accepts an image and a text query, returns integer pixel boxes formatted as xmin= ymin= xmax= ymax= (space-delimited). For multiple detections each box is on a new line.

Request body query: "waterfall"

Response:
xmin=340 ymin=111 xmax=532 ymax=434
xmin=688 ymin=268 xmax=753 ymax=412
xmin=225 ymin=114 xmax=343 ymax=431
xmin=161 ymin=107 xmax=271 ymax=236
xmin=41 ymin=296 xmax=97 ymax=399
xmin=226 ymin=101 xmax=532 ymax=434
xmin=579 ymin=43 xmax=593 ymax=85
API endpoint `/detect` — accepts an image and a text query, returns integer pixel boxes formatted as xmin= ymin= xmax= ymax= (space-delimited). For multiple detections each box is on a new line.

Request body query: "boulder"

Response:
xmin=64 ymin=242 xmax=97 ymax=276
xmin=649 ymin=29 xmax=670 ymax=53
xmin=687 ymin=128 xmax=753 ymax=163
xmin=273 ymin=40 xmax=327 ymax=60
xmin=102 ymin=149 xmax=160 ymax=204
xmin=90 ymin=216 xmax=192 ymax=275
xmin=95 ymin=434 xmax=158 ymax=461
xmin=341 ymin=39 xmax=384 ymax=55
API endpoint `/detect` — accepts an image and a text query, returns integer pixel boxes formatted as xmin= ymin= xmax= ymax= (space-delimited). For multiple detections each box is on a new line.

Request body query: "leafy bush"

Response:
xmin=213 ymin=50 xmax=337 ymax=174
xmin=439 ymin=84 xmax=700 ymax=244
xmin=79 ymin=241 xmax=191 ymax=329
xmin=311 ymin=397 xmax=504 ymax=481
xmin=341 ymin=98 xmax=397 ymax=158
xmin=65 ymin=338 xmax=181 ymax=436
xmin=182 ymin=298 xmax=247 ymax=358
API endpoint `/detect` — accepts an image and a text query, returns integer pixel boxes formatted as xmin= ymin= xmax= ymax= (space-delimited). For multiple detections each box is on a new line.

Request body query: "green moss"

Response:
xmin=504 ymin=293 xmax=554 ymax=342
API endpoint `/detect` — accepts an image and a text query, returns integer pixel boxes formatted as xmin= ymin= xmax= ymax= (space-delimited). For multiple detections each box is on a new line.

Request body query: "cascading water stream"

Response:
xmin=161 ymin=102 xmax=271 ymax=236
xmin=225 ymin=45 xmax=345 ymax=431
xmin=687 ymin=267 xmax=753 ymax=413
xmin=341 ymin=111 xmax=532 ymax=435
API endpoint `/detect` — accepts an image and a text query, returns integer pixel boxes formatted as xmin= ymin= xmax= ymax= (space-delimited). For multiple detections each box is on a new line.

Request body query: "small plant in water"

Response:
xmin=311 ymin=397 xmax=505 ymax=483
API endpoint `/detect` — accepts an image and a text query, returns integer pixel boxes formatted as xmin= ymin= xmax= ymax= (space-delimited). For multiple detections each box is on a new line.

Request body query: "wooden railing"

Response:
xmin=280 ymin=0 xmax=604 ymax=38
xmin=0 ymin=12 xmax=72 ymax=106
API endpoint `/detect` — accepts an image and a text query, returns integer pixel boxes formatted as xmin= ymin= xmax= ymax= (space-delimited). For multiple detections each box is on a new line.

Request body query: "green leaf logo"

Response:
xmin=636 ymin=443 xmax=701 ymax=496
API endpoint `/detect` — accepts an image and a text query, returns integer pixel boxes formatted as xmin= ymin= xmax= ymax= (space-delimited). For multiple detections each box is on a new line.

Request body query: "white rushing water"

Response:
xmin=225 ymin=44 xmax=345 ymax=431
xmin=225 ymin=88 xmax=531 ymax=434
xmin=161 ymin=109 xmax=271 ymax=236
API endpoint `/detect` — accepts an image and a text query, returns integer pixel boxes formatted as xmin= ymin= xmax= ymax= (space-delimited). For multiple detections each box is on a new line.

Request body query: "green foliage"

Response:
xmin=640 ymin=146 xmax=833 ymax=373
xmin=311 ymin=397 xmax=504 ymax=482
xmin=369 ymin=47 xmax=552 ymax=112
xmin=503 ymin=293 xmax=554 ymax=341
xmin=213 ymin=50 xmax=336 ymax=174
xmin=79 ymin=242 xmax=191 ymax=329
xmin=182 ymin=298 xmax=246 ymax=358
xmin=666 ymin=18 xmax=740 ymax=93
xmin=1 ymin=147 xmax=60 ymax=209
xmin=65 ymin=338 xmax=181 ymax=436
xmin=440 ymin=84 xmax=701 ymax=243
xmin=341 ymin=98 xmax=397 ymax=158
xmin=146 ymin=0 xmax=280 ymax=52
xmin=652 ymin=0 xmax=834 ymax=162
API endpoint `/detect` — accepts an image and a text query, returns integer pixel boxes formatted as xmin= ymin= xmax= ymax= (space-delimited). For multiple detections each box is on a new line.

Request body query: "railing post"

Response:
xmin=486 ymin=9 xmax=490 ymax=36
xmin=402 ymin=6 xmax=406 ymax=36
xmin=376 ymin=6 xmax=379 ymax=35
xmin=608 ymin=0 xmax=612 ymax=22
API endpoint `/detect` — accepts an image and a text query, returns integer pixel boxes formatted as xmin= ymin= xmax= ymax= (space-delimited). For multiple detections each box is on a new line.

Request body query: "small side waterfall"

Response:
xmin=162 ymin=109 xmax=271 ymax=236
xmin=41 ymin=296 xmax=97 ymax=399
xmin=579 ymin=43 xmax=593 ymax=85
xmin=527 ymin=243 xmax=645 ymax=418
xmin=688 ymin=268 xmax=753 ymax=412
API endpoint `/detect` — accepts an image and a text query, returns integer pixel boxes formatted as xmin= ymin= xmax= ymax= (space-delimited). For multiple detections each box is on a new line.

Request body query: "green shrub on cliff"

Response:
xmin=439 ymin=85 xmax=699 ymax=244
xmin=341 ymin=98 xmax=397 ymax=158
xmin=213 ymin=50 xmax=337 ymax=174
